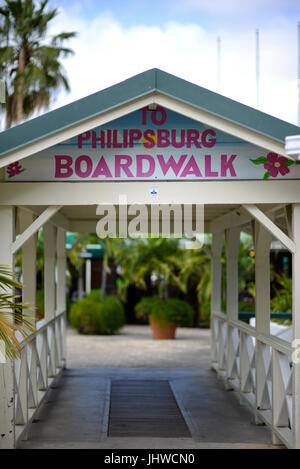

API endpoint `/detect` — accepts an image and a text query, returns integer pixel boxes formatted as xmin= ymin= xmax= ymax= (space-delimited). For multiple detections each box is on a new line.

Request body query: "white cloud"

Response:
xmin=48 ymin=7 xmax=298 ymax=125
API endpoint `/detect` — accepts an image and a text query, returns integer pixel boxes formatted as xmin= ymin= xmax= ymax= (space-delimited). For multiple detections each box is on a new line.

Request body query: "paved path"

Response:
xmin=19 ymin=325 xmax=276 ymax=449
xmin=66 ymin=324 xmax=211 ymax=368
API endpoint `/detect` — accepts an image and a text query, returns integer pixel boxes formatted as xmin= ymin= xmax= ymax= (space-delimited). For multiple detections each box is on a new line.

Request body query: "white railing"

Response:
xmin=13 ymin=311 xmax=66 ymax=445
xmin=211 ymin=312 xmax=293 ymax=448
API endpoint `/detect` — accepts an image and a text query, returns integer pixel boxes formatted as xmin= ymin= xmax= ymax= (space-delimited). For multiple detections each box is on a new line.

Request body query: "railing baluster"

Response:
xmin=15 ymin=349 xmax=27 ymax=426
xmin=211 ymin=312 xmax=293 ymax=448
xmin=256 ymin=342 xmax=272 ymax=411
xmin=13 ymin=312 xmax=66 ymax=447
xmin=55 ymin=318 xmax=62 ymax=367
xmin=240 ymin=332 xmax=253 ymax=394
xmin=48 ymin=323 xmax=56 ymax=378
xmin=39 ymin=329 xmax=48 ymax=390
xmin=210 ymin=317 xmax=218 ymax=364
xmin=28 ymin=340 xmax=37 ymax=409
xmin=61 ymin=313 xmax=67 ymax=365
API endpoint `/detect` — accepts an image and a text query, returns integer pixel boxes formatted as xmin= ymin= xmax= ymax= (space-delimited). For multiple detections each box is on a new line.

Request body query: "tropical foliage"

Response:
xmin=0 ymin=0 xmax=76 ymax=128
xmin=180 ymin=242 xmax=212 ymax=325
xmin=270 ymin=272 xmax=292 ymax=314
xmin=0 ymin=265 xmax=35 ymax=359
xmin=100 ymin=237 xmax=127 ymax=299
xmin=178 ymin=236 xmax=256 ymax=324
xmin=270 ymin=273 xmax=292 ymax=324
xmin=118 ymin=238 xmax=184 ymax=300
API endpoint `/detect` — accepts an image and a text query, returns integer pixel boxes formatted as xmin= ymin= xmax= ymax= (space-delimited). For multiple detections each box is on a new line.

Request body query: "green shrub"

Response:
xmin=87 ymin=289 xmax=102 ymax=303
xmin=70 ymin=289 xmax=125 ymax=334
xmin=98 ymin=296 xmax=126 ymax=334
xmin=166 ymin=298 xmax=194 ymax=326
xmin=135 ymin=296 xmax=194 ymax=327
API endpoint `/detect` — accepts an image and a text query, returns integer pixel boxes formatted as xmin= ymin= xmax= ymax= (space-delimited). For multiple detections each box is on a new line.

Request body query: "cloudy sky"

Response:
xmin=48 ymin=0 xmax=300 ymax=124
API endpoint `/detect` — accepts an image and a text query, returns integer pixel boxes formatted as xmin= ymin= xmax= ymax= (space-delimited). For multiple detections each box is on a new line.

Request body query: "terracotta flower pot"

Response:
xmin=149 ymin=315 xmax=177 ymax=339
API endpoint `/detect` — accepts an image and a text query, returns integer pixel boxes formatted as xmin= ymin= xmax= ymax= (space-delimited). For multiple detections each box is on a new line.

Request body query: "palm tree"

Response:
xmin=0 ymin=0 xmax=76 ymax=129
xmin=180 ymin=236 xmax=256 ymax=325
xmin=119 ymin=238 xmax=184 ymax=301
xmin=100 ymin=238 xmax=126 ymax=300
xmin=0 ymin=265 xmax=35 ymax=359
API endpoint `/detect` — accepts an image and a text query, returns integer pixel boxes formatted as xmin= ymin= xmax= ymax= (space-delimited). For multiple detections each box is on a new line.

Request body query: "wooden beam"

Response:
xmin=49 ymin=211 xmax=69 ymax=231
xmin=2 ymin=181 xmax=300 ymax=206
xmin=67 ymin=232 xmax=88 ymax=252
xmin=18 ymin=206 xmax=69 ymax=231
xmin=209 ymin=206 xmax=249 ymax=233
xmin=11 ymin=206 xmax=61 ymax=254
xmin=69 ymin=220 xmax=96 ymax=234
xmin=209 ymin=204 xmax=288 ymax=233
xmin=284 ymin=205 xmax=292 ymax=237
xmin=243 ymin=204 xmax=296 ymax=253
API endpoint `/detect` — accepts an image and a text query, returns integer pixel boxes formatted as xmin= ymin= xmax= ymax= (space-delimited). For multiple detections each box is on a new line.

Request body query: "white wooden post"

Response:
xmin=17 ymin=210 xmax=37 ymax=436
xmin=19 ymin=210 xmax=37 ymax=324
xmin=0 ymin=206 xmax=15 ymax=448
xmin=254 ymin=220 xmax=271 ymax=335
xmin=226 ymin=227 xmax=240 ymax=320
xmin=211 ymin=231 xmax=223 ymax=365
xmin=56 ymin=228 xmax=66 ymax=367
xmin=44 ymin=223 xmax=56 ymax=320
xmin=253 ymin=220 xmax=272 ymax=427
xmin=85 ymin=259 xmax=92 ymax=296
xmin=292 ymin=203 xmax=300 ymax=448
xmin=225 ymin=227 xmax=240 ymax=388
xmin=211 ymin=231 xmax=223 ymax=314
xmin=56 ymin=228 xmax=66 ymax=314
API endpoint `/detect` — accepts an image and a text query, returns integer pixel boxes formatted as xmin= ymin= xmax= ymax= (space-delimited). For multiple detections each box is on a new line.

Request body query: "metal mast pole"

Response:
xmin=217 ymin=36 xmax=221 ymax=91
xmin=256 ymin=28 xmax=259 ymax=109
xmin=298 ymin=22 xmax=300 ymax=125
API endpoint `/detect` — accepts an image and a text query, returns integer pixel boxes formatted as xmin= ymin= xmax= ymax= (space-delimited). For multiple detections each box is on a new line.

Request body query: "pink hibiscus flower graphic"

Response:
xmin=6 ymin=161 xmax=26 ymax=178
xmin=250 ymin=152 xmax=294 ymax=179
xmin=263 ymin=153 xmax=290 ymax=177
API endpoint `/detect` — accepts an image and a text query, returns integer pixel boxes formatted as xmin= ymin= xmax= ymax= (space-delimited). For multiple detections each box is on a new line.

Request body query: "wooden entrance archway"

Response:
xmin=1 ymin=69 xmax=300 ymax=448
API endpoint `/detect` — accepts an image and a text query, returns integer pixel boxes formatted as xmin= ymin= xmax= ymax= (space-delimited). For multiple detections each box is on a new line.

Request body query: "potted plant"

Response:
xmin=118 ymin=238 xmax=195 ymax=338
xmin=135 ymin=296 xmax=194 ymax=339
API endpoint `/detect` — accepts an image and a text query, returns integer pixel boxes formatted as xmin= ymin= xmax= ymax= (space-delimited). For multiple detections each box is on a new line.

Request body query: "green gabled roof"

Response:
xmin=0 ymin=68 xmax=300 ymax=157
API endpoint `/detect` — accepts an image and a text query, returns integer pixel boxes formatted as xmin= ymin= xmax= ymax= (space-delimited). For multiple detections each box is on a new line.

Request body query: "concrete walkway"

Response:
xmin=19 ymin=325 xmax=276 ymax=449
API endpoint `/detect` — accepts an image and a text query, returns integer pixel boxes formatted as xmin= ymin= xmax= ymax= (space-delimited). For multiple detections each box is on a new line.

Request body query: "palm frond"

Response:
xmin=0 ymin=264 xmax=36 ymax=359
